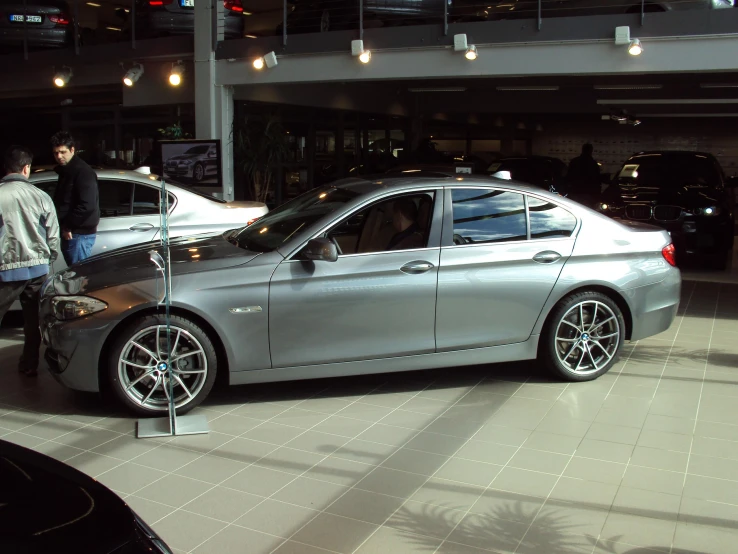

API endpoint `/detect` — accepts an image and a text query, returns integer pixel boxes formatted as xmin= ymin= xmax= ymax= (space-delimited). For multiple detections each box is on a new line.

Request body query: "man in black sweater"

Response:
xmin=50 ymin=132 xmax=100 ymax=266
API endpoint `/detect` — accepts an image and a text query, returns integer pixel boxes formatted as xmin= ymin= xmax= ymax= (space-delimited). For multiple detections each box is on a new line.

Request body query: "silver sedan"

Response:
xmin=30 ymin=168 xmax=268 ymax=275
xmin=39 ymin=176 xmax=680 ymax=416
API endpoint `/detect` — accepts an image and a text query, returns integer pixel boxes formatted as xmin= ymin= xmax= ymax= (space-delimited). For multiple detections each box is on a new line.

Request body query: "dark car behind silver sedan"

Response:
xmin=0 ymin=0 xmax=73 ymax=50
xmin=39 ymin=176 xmax=680 ymax=416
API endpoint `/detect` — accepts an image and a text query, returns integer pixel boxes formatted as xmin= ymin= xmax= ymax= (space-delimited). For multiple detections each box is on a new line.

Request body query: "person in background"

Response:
xmin=567 ymin=143 xmax=601 ymax=193
xmin=0 ymin=146 xmax=60 ymax=377
xmin=50 ymin=131 xmax=100 ymax=266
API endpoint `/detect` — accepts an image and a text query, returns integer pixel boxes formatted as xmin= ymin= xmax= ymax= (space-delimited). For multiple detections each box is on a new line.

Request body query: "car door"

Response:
xmin=436 ymin=187 xmax=578 ymax=351
xmin=93 ymin=179 xmax=160 ymax=256
xmin=268 ymin=189 xmax=443 ymax=368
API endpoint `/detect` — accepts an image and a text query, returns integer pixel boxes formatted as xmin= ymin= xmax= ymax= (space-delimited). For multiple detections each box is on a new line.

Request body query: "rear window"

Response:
xmin=618 ymin=154 xmax=721 ymax=188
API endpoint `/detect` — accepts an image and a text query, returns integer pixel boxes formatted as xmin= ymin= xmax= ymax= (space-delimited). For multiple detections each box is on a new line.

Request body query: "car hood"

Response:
xmin=0 ymin=439 xmax=140 ymax=554
xmin=50 ymin=233 xmax=260 ymax=297
xmin=608 ymin=182 xmax=725 ymax=207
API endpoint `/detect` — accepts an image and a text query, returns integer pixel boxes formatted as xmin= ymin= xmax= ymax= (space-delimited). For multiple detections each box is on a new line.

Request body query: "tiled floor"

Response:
xmin=2 ymin=280 xmax=738 ymax=554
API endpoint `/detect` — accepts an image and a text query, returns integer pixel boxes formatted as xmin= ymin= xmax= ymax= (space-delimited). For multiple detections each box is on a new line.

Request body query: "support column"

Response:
xmin=194 ymin=0 xmax=234 ymax=200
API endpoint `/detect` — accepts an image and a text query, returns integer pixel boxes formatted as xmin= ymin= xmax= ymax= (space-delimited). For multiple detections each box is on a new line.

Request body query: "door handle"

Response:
xmin=400 ymin=261 xmax=435 ymax=274
xmin=532 ymin=251 xmax=562 ymax=264
xmin=129 ymin=223 xmax=155 ymax=232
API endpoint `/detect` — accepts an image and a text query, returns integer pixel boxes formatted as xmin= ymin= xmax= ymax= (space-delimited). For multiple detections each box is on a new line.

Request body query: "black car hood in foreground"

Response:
xmin=0 ymin=439 xmax=169 ymax=554
xmin=51 ymin=233 xmax=261 ymax=297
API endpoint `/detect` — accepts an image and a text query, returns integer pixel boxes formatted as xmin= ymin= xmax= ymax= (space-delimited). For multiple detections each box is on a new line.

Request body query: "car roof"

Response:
xmin=29 ymin=168 xmax=186 ymax=189
xmin=497 ymin=156 xmax=563 ymax=163
xmin=628 ymin=151 xmax=714 ymax=158
xmin=331 ymin=175 xmax=553 ymax=197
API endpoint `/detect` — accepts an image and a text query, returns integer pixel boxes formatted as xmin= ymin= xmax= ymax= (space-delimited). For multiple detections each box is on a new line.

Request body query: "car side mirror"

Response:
xmin=302 ymin=238 xmax=338 ymax=262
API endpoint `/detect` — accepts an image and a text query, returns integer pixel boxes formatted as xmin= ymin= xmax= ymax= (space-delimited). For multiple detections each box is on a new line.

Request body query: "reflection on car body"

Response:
xmin=39 ymin=175 xmax=680 ymax=417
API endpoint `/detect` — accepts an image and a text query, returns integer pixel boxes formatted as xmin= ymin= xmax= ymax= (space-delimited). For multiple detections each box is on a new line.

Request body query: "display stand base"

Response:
xmin=136 ymin=414 xmax=209 ymax=439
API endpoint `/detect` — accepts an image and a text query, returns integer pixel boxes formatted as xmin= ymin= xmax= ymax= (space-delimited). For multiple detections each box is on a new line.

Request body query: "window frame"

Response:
xmin=442 ymin=186 xmax=579 ymax=248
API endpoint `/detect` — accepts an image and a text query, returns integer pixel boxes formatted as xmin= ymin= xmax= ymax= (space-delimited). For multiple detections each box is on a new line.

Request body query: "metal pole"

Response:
xmin=443 ymin=0 xmax=448 ymax=36
xmin=74 ymin=0 xmax=79 ymax=54
xmin=359 ymin=0 xmax=363 ymax=41
xmin=283 ymin=0 xmax=287 ymax=46
xmin=22 ymin=0 xmax=28 ymax=60
xmin=131 ymin=0 xmax=136 ymax=49
xmin=537 ymin=0 xmax=542 ymax=31
xmin=641 ymin=0 xmax=645 ymax=26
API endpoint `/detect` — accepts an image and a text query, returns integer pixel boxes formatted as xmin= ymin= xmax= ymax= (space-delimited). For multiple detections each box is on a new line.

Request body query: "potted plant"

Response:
xmin=232 ymin=113 xmax=289 ymax=203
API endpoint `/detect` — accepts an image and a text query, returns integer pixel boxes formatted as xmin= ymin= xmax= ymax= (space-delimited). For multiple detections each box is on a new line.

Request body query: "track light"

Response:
xmin=123 ymin=63 xmax=144 ymax=87
xmin=53 ymin=66 xmax=72 ymax=87
xmin=351 ymin=40 xmax=371 ymax=64
xmin=465 ymin=45 xmax=478 ymax=61
xmin=453 ymin=34 xmax=477 ymax=61
xmin=253 ymin=51 xmax=278 ymax=70
xmin=628 ymin=38 xmax=643 ymax=56
xmin=168 ymin=61 xmax=184 ymax=86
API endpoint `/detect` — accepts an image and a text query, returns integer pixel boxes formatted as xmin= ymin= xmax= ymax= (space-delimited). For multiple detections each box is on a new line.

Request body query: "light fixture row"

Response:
xmin=53 ymin=61 xmax=185 ymax=88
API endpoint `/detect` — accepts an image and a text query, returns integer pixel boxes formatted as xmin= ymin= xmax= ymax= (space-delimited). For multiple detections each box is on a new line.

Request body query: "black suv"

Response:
xmin=599 ymin=151 xmax=736 ymax=269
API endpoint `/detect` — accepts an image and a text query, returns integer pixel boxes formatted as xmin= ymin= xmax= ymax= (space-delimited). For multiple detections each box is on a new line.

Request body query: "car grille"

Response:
xmin=625 ymin=205 xmax=652 ymax=221
xmin=653 ymin=205 xmax=682 ymax=222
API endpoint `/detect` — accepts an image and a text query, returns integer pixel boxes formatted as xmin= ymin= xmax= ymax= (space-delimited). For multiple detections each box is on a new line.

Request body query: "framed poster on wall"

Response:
xmin=160 ymin=139 xmax=222 ymax=188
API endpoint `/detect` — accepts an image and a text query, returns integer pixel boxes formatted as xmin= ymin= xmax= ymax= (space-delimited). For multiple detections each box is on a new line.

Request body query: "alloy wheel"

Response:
xmin=117 ymin=325 xmax=208 ymax=411
xmin=554 ymin=301 xmax=621 ymax=376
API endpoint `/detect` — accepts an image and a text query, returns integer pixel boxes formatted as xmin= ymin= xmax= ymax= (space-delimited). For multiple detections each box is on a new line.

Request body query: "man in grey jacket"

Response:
xmin=0 ymin=146 xmax=60 ymax=377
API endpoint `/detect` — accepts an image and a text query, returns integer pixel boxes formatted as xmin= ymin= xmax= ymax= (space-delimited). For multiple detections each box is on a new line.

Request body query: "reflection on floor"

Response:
xmin=1 ymin=281 xmax=738 ymax=554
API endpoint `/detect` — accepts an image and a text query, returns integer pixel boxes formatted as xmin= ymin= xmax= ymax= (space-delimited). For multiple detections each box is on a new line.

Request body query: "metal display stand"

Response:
xmin=136 ymin=177 xmax=209 ymax=439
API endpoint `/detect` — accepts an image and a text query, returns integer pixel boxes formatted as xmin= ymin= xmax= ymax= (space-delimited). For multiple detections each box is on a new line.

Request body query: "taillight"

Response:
xmin=149 ymin=0 xmax=173 ymax=5
xmin=224 ymin=0 xmax=244 ymax=12
xmin=662 ymin=243 xmax=677 ymax=267
xmin=49 ymin=14 xmax=70 ymax=24
xmin=246 ymin=217 xmax=258 ymax=226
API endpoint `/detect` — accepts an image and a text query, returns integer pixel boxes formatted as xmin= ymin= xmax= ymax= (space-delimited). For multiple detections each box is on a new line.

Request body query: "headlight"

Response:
xmin=694 ymin=206 xmax=721 ymax=216
xmin=51 ymin=296 xmax=108 ymax=320
xmin=182 ymin=160 xmax=193 ymax=165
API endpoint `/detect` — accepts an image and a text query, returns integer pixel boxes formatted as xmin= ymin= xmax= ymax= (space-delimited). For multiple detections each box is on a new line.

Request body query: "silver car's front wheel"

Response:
xmin=108 ymin=315 xmax=217 ymax=415
xmin=541 ymin=292 xmax=625 ymax=381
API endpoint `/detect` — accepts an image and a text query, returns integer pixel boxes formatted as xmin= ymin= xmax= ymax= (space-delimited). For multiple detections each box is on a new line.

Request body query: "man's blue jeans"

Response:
xmin=62 ymin=234 xmax=96 ymax=266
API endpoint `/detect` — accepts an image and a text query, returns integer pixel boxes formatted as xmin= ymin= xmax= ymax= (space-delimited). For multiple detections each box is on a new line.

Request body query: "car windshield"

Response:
xmin=618 ymin=154 xmax=721 ymax=188
xmin=185 ymin=146 xmax=210 ymax=155
xmin=233 ymin=187 xmax=360 ymax=252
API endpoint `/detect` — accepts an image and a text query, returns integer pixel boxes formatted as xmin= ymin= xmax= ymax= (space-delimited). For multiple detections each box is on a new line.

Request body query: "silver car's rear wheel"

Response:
xmin=542 ymin=292 xmax=625 ymax=381
xmin=108 ymin=315 xmax=217 ymax=415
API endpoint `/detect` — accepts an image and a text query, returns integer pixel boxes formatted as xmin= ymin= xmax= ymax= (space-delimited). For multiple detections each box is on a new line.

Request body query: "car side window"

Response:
xmin=33 ymin=180 xmax=56 ymax=198
xmin=98 ymin=180 xmax=133 ymax=218
xmin=527 ymin=195 xmax=577 ymax=239
xmin=450 ymin=189 xmax=527 ymax=245
xmin=327 ymin=192 xmax=435 ymax=255
xmin=132 ymin=184 xmax=165 ymax=216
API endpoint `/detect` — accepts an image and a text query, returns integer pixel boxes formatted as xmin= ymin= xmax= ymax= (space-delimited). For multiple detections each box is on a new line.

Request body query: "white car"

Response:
xmin=6 ymin=168 xmax=267 ymax=312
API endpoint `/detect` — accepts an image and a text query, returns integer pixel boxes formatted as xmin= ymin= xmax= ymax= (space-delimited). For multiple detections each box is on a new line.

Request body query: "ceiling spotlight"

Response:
xmin=254 ymin=51 xmax=278 ymax=70
xmin=628 ymin=38 xmax=643 ymax=56
xmin=465 ymin=45 xmax=478 ymax=61
xmin=123 ymin=63 xmax=144 ymax=87
xmin=351 ymin=40 xmax=371 ymax=64
xmin=53 ymin=66 xmax=72 ymax=87
xmin=168 ymin=61 xmax=184 ymax=86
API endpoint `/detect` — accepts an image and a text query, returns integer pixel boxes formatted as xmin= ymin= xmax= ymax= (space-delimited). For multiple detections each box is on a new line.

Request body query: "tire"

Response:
xmin=540 ymin=291 xmax=625 ymax=382
xmin=193 ymin=163 xmax=204 ymax=182
xmin=107 ymin=314 xmax=217 ymax=416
